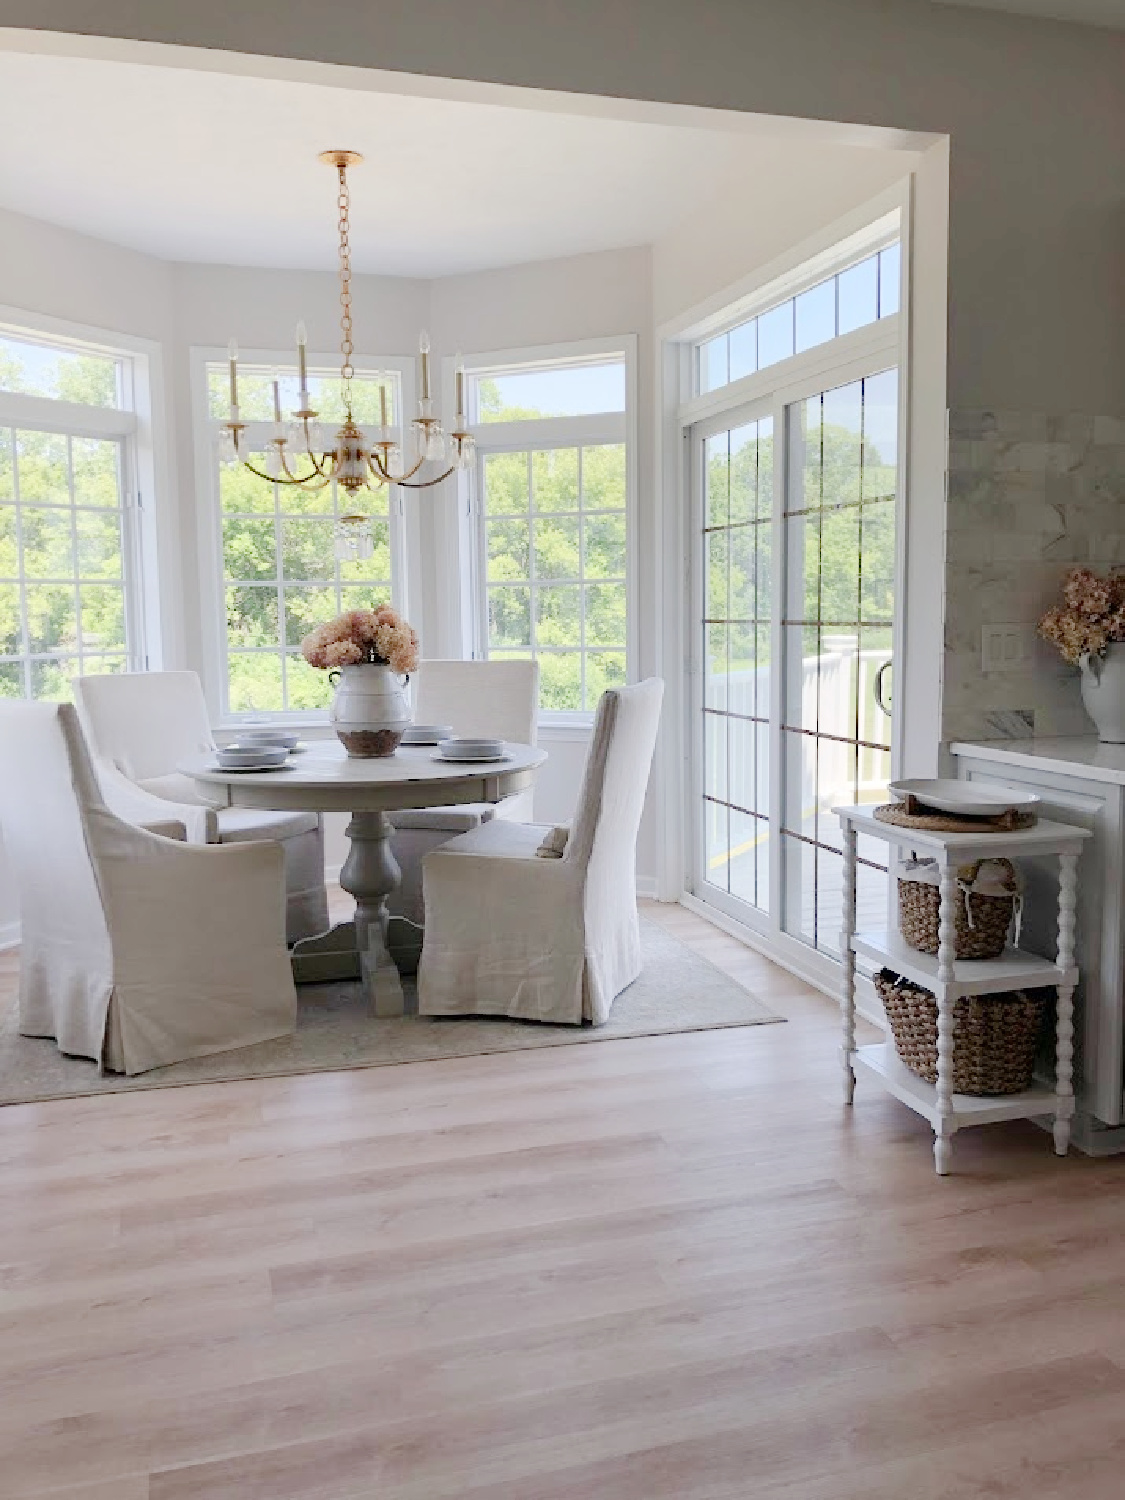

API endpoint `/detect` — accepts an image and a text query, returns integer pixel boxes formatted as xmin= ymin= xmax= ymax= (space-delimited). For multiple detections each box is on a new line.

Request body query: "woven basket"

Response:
xmin=875 ymin=969 xmax=1046 ymax=1096
xmin=898 ymin=863 xmax=1016 ymax=960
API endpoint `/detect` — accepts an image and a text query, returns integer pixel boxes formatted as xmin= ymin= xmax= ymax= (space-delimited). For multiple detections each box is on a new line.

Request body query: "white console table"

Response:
xmin=835 ymin=804 xmax=1090 ymax=1175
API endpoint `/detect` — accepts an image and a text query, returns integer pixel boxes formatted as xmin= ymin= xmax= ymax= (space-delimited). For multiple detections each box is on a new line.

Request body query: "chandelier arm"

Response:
xmin=369 ymin=450 xmax=427 ymax=484
xmin=363 ymin=454 xmax=393 ymax=488
xmin=239 ymin=457 xmax=330 ymax=489
xmin=298 ymin=420 xmax=334 ymax=479
xmin=277 ymin=447 xmax=334 ymax=490
xmin=385 ymin=463 xmax=459 ymax=491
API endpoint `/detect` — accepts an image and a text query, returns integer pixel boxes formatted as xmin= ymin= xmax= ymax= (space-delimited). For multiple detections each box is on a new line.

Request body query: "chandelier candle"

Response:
xmin=296 ymin=321 xmax=309 ymax=409
xmin=227 ymin=338 xmax=238 ymax=420
xmin=419 ymin=331 xmax=431 ymax=401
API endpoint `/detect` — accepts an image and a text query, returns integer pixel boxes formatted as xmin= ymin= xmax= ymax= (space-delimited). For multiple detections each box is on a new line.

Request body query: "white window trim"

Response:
xmin=653 ymin=182 xmax=915 ymax=956
xmin=190 ymin=344 xmax=417 ymax=727
xmin=0 ymin=305 xmax=172 ymax=685
xmin=687 ymin=209 xmax=901 ymax=352
xmin=442 ymin=333 xmax=638 ymax=728
xmin=684 ymin=334 xmax=902 ymax=995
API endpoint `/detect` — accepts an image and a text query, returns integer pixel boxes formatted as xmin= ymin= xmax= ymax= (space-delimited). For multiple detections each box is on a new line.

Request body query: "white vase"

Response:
xmin=329 ymin=661 xmax=412 ymax=758
xmin=1080 ymin=644 xmax=1125 ymax=743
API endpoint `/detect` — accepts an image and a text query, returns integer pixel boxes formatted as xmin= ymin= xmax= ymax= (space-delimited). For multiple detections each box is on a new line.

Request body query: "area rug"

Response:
xmin=0 ymin=919 xmax=783 ymax=1106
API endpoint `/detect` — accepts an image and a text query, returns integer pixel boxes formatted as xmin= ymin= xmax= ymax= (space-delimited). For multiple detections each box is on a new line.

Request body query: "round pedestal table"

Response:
xmin=182 ymin=740 xmax=547 ymax=1017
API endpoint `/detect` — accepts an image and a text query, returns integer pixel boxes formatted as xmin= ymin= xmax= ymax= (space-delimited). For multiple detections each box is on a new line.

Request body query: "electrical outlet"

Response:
xmin=981 ymin=624 xmax=1034 ymax=673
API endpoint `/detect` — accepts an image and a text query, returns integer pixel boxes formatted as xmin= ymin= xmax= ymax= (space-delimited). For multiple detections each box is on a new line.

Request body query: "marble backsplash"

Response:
xmin=942 ymin=408 xmax=1125 ymax=743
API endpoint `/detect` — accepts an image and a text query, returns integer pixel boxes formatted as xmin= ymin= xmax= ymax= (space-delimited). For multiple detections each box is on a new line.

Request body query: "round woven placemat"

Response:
xmin=873 ymin=802 xmax=1037 ymax=833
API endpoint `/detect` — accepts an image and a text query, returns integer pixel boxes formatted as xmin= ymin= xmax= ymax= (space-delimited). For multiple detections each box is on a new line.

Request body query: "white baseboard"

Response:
xmin=636 ymin=876 xmax=659 ymax=899
xmin=0 ymin=920 xmax=20 ymax=953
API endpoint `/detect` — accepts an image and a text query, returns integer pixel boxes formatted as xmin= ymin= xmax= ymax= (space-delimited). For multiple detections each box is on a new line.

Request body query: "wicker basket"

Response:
xmin=898 ymin=861 xmax=1017 ymax=960
xmin=875 ymin=969 xmax=1046 ymax=1096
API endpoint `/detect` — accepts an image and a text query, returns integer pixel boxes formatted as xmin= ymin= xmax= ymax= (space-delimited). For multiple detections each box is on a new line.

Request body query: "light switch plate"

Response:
xmin=981 ymin=624 xmax=1034 ymax=673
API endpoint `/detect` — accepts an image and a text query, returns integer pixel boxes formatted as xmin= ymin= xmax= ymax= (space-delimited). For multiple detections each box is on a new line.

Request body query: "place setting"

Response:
xmin=211 ymin=727 xmax=305 ymax=773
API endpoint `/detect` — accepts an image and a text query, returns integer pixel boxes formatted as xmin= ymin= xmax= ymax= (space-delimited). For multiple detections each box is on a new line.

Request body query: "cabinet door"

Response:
xmin=958 ymin=757 xmax=1123 ymax=1127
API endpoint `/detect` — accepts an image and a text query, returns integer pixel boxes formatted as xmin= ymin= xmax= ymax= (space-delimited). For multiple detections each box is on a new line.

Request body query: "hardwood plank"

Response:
xmin=0 ymin=899 xmax=1123 ymax=1498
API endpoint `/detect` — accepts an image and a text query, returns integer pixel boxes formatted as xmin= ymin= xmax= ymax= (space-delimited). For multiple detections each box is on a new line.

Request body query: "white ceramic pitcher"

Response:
xmin=1081 ymin=644 xmax=1125 ymax=743
xmin=329 ymin=661 xmax=412 ymax=757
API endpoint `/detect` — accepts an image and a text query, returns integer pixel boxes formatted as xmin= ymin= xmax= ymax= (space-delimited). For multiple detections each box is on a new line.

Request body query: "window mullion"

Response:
xmin=11 ymin=429 xmax=30 ymax=698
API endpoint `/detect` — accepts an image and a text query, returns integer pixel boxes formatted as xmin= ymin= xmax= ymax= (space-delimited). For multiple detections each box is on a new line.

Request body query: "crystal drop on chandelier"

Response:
xmin=334 ymin=513 xmax=375 ymax=561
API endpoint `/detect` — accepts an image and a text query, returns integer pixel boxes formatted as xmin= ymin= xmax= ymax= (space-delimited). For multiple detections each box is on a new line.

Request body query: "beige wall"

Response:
xmin=3 ymin=0 xmax=1122 ymax=417
xmin=651 ymin=142 xmax=920 ymax=330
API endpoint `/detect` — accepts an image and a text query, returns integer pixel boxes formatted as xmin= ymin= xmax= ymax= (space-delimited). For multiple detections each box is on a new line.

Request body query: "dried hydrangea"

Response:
xmin=1063 ymin=566 xmax=1120 ymax=618
xmin=300 ymin=604 xmax=419 ymax=674
xmin=1039 ymin=569 xmax=1123 ymax=666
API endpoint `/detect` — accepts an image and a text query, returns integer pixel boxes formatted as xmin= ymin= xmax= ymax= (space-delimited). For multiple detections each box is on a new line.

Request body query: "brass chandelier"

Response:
xmin=220 ymin=150 xmax=475 ymax=558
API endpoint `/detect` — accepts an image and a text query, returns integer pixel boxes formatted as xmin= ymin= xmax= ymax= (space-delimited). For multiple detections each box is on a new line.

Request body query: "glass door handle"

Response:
xmin=874 ymin=659 xmax=893 ymax=717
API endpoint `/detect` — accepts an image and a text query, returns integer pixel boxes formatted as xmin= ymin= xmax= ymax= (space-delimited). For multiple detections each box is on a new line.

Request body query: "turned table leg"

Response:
xmin=840 ymin=823 xmax=857 ymax=1105
xmin=290 ymin=809 xmax=407 ymax=1016
xmin=934 ymin=861 xmax=958 ymax=1176
xmin=341 ymin=811 xmax=405 ymax=1017
xmin=1054 ymin=851 xmax=1079 ymax=1157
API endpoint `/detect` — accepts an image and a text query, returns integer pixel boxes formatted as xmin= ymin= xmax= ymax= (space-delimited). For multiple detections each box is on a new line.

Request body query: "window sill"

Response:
xmin=215 ymin=717 xmax=334 ymax=741
xmin=216 ymin=715 xmax=594 ymax=742
xmin=538 ymin=717 xmax=594 ymax=741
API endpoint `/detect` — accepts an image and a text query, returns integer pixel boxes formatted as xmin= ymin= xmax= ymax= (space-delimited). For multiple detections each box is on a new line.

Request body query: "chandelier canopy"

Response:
xmin=221 ymin=150 xmax=474 ymax=558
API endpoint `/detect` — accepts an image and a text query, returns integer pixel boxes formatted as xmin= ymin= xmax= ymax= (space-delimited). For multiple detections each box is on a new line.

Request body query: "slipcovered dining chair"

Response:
xmin=74 ymin=670 xmax=329 ymax=945
xmin=417 ymin=677 xmax=663 ymax=1025
xmin=0 ymin=701 xmax=297 ymax=1075
xmin=388 ymin=658 xmax=539 ymax=927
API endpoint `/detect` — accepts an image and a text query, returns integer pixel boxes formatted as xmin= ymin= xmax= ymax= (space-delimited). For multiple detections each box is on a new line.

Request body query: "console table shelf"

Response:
xmin=851 ymin=929 xmax=1076 ymax=998
xmin=834 ymin=804 xmax=1091 ymax=1175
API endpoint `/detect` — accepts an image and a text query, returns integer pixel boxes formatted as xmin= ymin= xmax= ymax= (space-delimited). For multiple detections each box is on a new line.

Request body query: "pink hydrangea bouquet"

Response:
xmin=1038 ymin=567 xmax=1125 ymax=666
xmin=300 ymin=604 xmax=419 ymax=676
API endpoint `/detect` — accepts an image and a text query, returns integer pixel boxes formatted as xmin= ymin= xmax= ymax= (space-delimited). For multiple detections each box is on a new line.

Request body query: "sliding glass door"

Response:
xmin=698 ymin=412 xmax=773 ymax=914
xmin=690 ymin=367 xmax=899 ymax=972
xmin=780 ymin=370 xmax=898 ymax=959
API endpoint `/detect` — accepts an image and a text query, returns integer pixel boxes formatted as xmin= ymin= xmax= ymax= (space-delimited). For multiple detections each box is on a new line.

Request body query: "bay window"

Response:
xmin=465 ymin=342 xmax=634 ymax=717
xmin=198 ymin=354 xmax=408 ymax=719
xmin=0 ymin=325 xmax=148 ymax=700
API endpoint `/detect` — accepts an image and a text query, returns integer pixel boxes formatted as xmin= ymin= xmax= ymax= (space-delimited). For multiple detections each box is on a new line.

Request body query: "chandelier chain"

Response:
xmin=337 ymin=163 xmax=354 ymax=407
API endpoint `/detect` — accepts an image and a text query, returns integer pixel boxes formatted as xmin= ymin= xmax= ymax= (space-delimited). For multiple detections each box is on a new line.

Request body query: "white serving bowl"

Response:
xmin=217 ymin=743 xmax=289 ymax=769
xmin=437 ymin=737 xmax=505 ymax=761
xmin=237 ymin=728 xmax=301 ymax=751
xmin=401 ymin=723 xmax=456 ymax=745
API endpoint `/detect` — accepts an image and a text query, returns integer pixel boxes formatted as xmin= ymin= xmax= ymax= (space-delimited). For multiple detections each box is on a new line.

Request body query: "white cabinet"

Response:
xmin=952 ymin=739 xmax=1125 ymax=1153
xmin=836 ymin=804 xmax=1088 ymax=1174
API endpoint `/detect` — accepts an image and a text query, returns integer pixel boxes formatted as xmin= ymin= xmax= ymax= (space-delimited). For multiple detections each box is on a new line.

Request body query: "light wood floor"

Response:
xmin=2 ymin=902 xmax=1124 ymax=1499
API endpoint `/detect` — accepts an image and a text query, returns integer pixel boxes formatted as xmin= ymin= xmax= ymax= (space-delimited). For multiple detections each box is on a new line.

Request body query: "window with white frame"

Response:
xmin=0 ymin=326 xmax=145 ymax=700
xmin=202 ymin=359 xmax=405 ymax=717
xmin=678 ymin=212 xmax=905 ymax=979
xmin=697 ymin=241 xmax=900 ymax=395
xmin=468 ymin=348 xmax=632 ymax=715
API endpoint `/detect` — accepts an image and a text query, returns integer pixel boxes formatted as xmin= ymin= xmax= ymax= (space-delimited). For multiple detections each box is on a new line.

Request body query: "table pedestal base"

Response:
xmin=290 ymin=810 xmax=421 ymax=1016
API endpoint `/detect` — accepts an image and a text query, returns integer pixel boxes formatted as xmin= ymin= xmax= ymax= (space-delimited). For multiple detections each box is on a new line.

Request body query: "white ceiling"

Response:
xmin=0 ymin=51 xmax=915 ymax=280
xmin=931 ymin=0 xmax=1125 ymax=25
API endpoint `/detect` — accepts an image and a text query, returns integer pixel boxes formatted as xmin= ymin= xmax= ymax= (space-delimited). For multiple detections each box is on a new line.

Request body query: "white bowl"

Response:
xmin=237 ymin=728 xmax=301 ymax=751
xmin=437 ymin=737 xmax=505 ymax=761
xmin=401 ymin=723 xmax=455 ymax=745
xmin=217 ymin=744 xmax=289 ymax=769
xmin=888 ymin=778 xmax=1040 ymax=817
